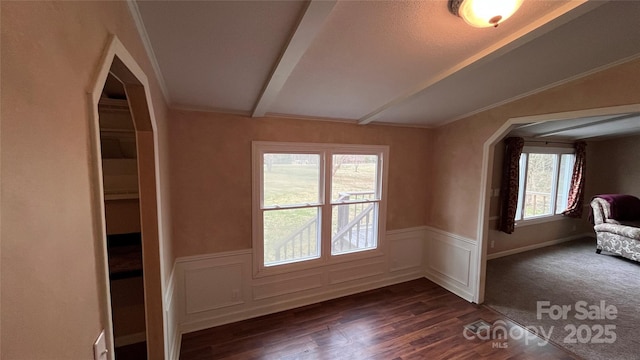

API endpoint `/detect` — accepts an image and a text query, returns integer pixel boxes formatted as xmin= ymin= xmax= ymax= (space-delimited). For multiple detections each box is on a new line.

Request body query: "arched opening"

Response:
xmin=99 ymin=72 xmax=149 ymax=358
xmin=475 ymin=104 xmax=640 ymax=303
xmin=89 ymin=36 xmax=166 ymax=360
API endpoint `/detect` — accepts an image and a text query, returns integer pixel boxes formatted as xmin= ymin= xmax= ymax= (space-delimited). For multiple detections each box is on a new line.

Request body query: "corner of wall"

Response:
xmin=422 ymin=226 xmax=478 ymax=302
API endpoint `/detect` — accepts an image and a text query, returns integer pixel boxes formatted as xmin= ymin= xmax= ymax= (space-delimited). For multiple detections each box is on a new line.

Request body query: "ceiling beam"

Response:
xmin=576 ymin=129 xmax=640 ymax=140
xmin=357 ymin=0 xmax=594 ymax=125
xmin=535 ymin=113 xmax=637 ymax=138
xmin=252 ymin=0 xmax=337 ymax=118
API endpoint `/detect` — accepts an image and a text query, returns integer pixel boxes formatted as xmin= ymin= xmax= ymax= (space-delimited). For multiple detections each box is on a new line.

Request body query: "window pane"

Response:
xmin=264 ymin=207 xmax=320 ymax=266
xmin=332 ymin=154 xmax=378 ymax=202
xmin=524 ymin=154 xmax=555 ymax=218
xmin=263 ymin=153 xmax=320 ymax=207
xmin=555 ymin=154 xmax=575 ymax=214
xmin=331 ymin=203 xmax=378 ymax=255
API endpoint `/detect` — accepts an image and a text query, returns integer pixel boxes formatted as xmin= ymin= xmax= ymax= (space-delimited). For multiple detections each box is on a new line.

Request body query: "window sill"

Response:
xmin=515 ymin=214 xmax=568 ymax=228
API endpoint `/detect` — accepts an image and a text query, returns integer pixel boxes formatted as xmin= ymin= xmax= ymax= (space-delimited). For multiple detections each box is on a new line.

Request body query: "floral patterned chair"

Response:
xmin=591 ymin=194 xmax=640 ymax=262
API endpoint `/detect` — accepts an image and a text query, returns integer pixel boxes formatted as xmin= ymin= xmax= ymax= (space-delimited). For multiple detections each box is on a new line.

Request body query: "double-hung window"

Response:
xmin=252 ymin=142 xmax=388 ymax=275
xmin=515 ymin=146 xmax=575 ymax=221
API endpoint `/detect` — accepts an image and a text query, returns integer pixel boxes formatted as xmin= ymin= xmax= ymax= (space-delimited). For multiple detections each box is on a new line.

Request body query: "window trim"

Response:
xmin=515 ymin=213 xmax=568 ymax=228
xmin=252 ymin=141 xmax=389 ymax=278
xmin=515 ymin=146 xmax=575 ymax=225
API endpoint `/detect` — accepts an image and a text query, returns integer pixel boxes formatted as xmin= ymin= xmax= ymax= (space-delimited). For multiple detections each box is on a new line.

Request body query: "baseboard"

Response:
xmin=114 ymin=332 xmax=146 ymax=347
xmin=486 ymin=233 xmax=593 ymax=260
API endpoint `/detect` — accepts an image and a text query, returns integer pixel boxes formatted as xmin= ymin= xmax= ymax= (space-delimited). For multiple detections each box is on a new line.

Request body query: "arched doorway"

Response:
xmin=474 ymin=104 xmax=640 ymax=304
xmin=89 ymin=36 xmax=167 ymax=360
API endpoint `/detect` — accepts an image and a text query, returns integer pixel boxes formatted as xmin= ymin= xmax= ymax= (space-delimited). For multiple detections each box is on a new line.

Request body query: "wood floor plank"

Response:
xmin=180 ymin=279 xmax=579 ymax=360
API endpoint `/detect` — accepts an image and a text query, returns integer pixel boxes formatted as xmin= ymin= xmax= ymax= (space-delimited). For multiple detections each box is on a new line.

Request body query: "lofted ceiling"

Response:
xmin=130 ymin=0 xmax=640 ymax=127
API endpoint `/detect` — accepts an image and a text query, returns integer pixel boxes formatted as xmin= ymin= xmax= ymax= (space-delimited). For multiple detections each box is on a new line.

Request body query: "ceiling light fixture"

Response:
xmin=448 ymin=0 xmax=524 ymax=28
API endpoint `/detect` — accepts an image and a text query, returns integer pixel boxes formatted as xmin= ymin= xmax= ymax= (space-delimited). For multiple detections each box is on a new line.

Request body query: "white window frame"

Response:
xmin=515 ymin=146 xmax=575 ymax=226
xmin=252 ymin=141 xmax=389 ymax=277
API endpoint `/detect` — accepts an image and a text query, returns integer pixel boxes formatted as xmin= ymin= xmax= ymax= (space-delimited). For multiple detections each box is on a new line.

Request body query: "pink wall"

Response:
xmin=587 ymin=134 xmax=640 ymax=197
xmin=1 ymin=1 xmax=171 ymax=358
xmin=430 ymin=58 xmax=640 ymax=240
xmin=169 ymin=111 xmax=432 ymax=257
xmin=4 ymin=2 xmax=640 ymax=358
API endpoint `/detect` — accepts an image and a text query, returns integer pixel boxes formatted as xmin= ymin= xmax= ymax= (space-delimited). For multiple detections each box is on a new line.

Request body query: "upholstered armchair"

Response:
xmin=591 ymin=195 xmax=640 ymax=262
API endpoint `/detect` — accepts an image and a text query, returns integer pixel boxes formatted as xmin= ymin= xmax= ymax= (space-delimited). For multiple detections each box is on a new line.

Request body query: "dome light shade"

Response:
xmin=449 ymin=0 xmax=524 ymax=28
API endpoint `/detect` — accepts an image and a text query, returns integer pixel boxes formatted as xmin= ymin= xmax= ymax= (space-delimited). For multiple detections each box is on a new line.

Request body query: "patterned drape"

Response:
xmin=562 ymin=141 xmax=587 ymax=218
xmin=499 ymin=137 xmax=525 ymax=234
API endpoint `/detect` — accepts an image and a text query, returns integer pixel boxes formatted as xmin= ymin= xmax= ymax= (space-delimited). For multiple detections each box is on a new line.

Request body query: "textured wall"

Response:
xmin=169 ymin=112 xmax=432 ymax=257
xmin=430 ymin=58 xmax=640 ymax=240
xmin=1 ymin=1 xmax=171 ymax=358
xmin=587 ymin=134 xmax=640 ymax=197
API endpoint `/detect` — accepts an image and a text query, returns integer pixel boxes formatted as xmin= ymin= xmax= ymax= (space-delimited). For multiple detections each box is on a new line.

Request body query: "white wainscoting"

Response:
xmin=423 ymin=227 xmax=478 ymax=302
xmin=173 ymin=227 xmax=427 ymax=336
xmin=165 ymin=266 xmax=181 ymax=360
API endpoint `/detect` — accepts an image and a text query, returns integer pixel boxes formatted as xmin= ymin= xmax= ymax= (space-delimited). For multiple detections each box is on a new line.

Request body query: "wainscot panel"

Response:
xmin=174 ymin=227 xmax=426 ymax=335
xmin=388 ymin=227 xmax=426 ymax=272
xmin=185 ymin=264 xmax=244 ymax=314
xmin=328 ymin=260 xmax=386 ymax=285
xmin=252 ymin=272 xmax=325 ymax=301
xmin=423 ymin=227 xmax=478 ymax=302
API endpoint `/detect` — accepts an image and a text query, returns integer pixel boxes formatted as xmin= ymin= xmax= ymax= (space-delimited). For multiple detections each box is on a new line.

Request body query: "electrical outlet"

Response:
xmin=232 ymin=289 xmax=240 ymax=301
xmin=490 ymin=240 xmax=495 ymax=248
xmin=93 ymin=330 xmax=108 ymax=360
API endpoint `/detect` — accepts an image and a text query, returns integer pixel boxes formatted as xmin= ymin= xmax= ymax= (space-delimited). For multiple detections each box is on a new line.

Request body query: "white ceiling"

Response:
xmin=131 ymin=0 xmax=640 ymax=127
xmin=510 ymin=113 xmax=640 ymax=140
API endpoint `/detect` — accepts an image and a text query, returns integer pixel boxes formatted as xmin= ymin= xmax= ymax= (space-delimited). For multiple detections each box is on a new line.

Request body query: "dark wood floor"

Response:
xmin=180 ymin=279 xmax=579 ymax=360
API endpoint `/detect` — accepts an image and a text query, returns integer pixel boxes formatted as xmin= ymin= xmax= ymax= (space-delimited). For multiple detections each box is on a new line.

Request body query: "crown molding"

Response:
xmin=126 ymin=0 xmax=171 ymax=103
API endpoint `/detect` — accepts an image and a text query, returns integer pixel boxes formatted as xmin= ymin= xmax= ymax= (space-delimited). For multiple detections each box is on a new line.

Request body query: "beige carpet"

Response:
xmin=485 ymin=237 xmax=640 ymax=360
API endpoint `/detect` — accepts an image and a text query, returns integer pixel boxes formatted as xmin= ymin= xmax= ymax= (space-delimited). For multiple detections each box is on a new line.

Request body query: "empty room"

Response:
xmin=2 ymin=1 xmax=640 ymax=359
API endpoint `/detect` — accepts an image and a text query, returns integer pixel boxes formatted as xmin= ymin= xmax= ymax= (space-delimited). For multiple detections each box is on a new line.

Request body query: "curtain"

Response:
xmin=562 ymin=141 xmax=587 ymax=218
xmin=499 ymin=137 xmax=525 ymax=234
